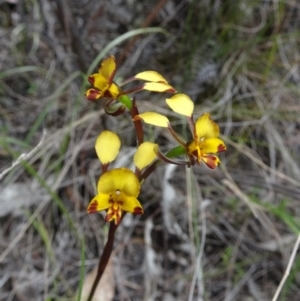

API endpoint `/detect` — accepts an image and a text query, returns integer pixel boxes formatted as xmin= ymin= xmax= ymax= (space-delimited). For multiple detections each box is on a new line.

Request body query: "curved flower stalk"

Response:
xmin=85 ymin=55 xmax=176 ymax=103
xmin=134 ymin=93 xmax=226 ymax=169
xmin=87 ymin=130 xmax=157 ymax=225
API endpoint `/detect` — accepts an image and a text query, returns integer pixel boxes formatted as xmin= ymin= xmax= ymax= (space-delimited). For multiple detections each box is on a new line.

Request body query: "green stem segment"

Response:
xmin=117 ymin=94 xmax=133 ymax=110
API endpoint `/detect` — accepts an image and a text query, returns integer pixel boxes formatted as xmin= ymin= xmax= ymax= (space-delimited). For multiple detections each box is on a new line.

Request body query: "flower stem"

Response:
xmin=130 ymin=97 xmax=144 ymax=146
xmin=87 ymin=222 xmax=118 ymax=301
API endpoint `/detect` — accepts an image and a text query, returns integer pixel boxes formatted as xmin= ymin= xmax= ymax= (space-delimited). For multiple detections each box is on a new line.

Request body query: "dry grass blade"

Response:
xmin=272 ymin=234 xmax=300 ymax=301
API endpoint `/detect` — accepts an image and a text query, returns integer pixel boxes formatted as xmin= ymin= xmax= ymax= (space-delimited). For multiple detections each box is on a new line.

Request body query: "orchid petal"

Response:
xmin=99 ymin=55 xmax=117 ymax=83
xmin=201 ymin=138 xmax=226 ymax=154
xmin=121 ymin=196 xmax=143 ymax=214
xmin=134 ymin=142 xmax=157 ymax=170
xmin=91 ymin=73 xmax=109 ymax=90
xmin=134 ymin=112 xmax=170 ymax=128
xmin=95 ymin=131 xmax=121 ymax=164
xmin=142 ymin=82 xmax=176 ymax=93
xmin=133 ymin=71 xmax=168 ymax=83
xmin=87 ymin=194 xmax=110 ymax=213
xmin=201 ymin=155 xmax=221 ymax=169
xmin=85 ymin=88 xmax=102 ymax=101
xmin=166 ymin=94 xmax=194 ymax=117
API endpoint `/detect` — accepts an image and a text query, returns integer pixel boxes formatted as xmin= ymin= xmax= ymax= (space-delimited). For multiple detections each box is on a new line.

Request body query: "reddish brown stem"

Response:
xmin=140 ymin=160 xmax=160 ymax=182
xmin=87 ymin=222 xmax=118 ymax=301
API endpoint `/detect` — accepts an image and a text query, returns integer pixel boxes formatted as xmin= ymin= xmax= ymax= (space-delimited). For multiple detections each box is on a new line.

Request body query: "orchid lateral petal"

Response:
xmin=134 ymin=142 xmax=158 ymax=170
xmin=87 ymin=194 xmax=110 ymax=214
xmin=201 ymin=138 xmax=227 ymax=154
xmin=142 ymin=82 xmax=176 ymax=93
xmin=95 ymin=131 xmax=121 ymax=164
xmin=133 ymin=71 xmax=168 ymax=83
xmin=134 ymin=112 xmax=170 ymax=128
xmin=166 ymin=94 xmax=194 ymax=117
xmin=121 ymin=196 xmax=144 ymax=214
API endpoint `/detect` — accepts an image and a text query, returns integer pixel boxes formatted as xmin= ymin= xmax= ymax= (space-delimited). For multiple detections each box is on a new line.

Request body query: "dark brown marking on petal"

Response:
xmin=217 ymin=144 xmax=226 ymax=153
xmin=203 ymin=155 xmax=219 ymax=169
xmin=103 ymin=89 xmax=113 ymax=98
xmin=88 ymin=76 xmax=95 ymax=85
xmin=87 ymin=200 xmax=98 ymax=214
xmin=190 ymin=149 xmax=198 ymax=157
xmin=133 ymin=207 xmax=144 ymax=215
xmin=165 ymin=87 xmax=177 ymax=93
xmin=86 ymin=89 xmax=102 ymax=101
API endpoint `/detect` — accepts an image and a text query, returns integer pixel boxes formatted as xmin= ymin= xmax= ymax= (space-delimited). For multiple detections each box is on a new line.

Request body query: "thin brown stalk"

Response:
xmin=87 ymin=222 xmax=118 ymax=301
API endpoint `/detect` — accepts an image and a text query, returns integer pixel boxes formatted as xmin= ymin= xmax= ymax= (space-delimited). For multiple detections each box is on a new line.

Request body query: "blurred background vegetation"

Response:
xmin=1 ymin=0 xmax=300 ymax=300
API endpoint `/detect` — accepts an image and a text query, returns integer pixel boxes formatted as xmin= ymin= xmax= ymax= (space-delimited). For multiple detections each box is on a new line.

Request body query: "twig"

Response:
xmin=271 ymin=233 xmax=300 ymax=301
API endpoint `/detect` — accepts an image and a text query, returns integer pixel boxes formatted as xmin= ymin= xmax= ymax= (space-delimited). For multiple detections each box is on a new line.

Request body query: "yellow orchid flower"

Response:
xmin=187 ymin=113 xmax=226 ymax=169
xmin=165 ymin=94 xmax=226 ymax=168
xmin=87 ymin=131 xmax=158 ymax=223
xmin=86 ymin=55 xmax=121 ymax=101
xmin=87 ymin=168 xmax=143 ymax=224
